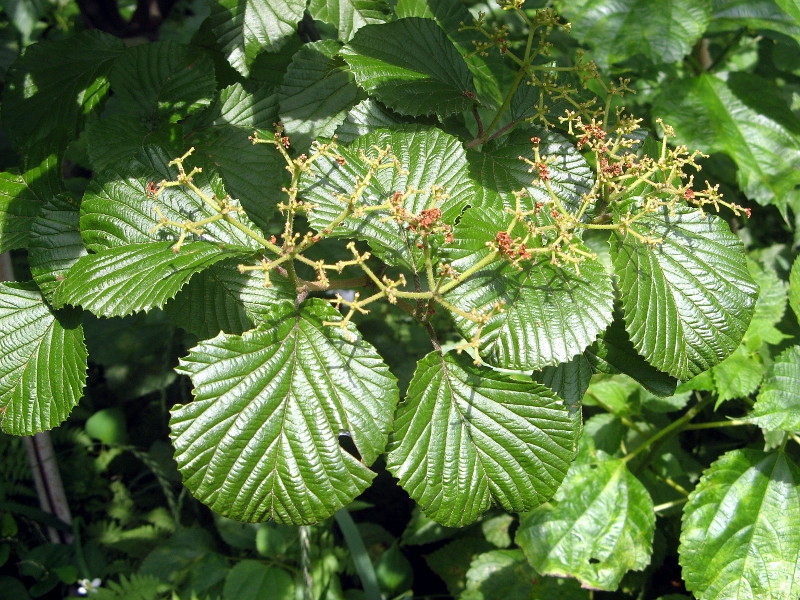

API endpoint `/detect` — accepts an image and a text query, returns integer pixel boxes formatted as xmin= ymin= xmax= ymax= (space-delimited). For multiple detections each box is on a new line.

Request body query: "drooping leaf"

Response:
xmin=790 ymin=255 xmax=800 ymax=325
xmin=1 ymin=30 xmax=124 ymax=150
xmin=710 ymin=0 xmax=800 ymax=43
xmin=59 ymin=242 xmax=239 ymax=318
xmin=749 ymin=346 xmax=800 ymax=431
xmin=517 ymin=458 xmax=655 ymax=591
xmin=278 ymin=40 xmax=361 ymax=152
xmin=653 ymin=73 xmax=800 ymax=211
xmin=468 ymin=127 xmax=594 ymax=213
xmin=170 ymin=299 xmax=399 ymax=524
xmin=308 ymin=0 xmax=390 ymax=41
xmin=680 ymin=449 xmax=800 ymax=600
xmin=107 ymin=41 xmax=216 ymax=120
xmin=334 ymin=99 xmax=406 ymax=143
xmin=386 ymin=351 xmax=580 ymax=527
xmin=299 ymin=125 xmax=475 ymax=271
xmin=341 ymin=18 xmax=477 ymax=118
xmin=0 ymin=282 xmax=87 ymax=435
xmin=0 ymin=170 xmax=44 ymax=253
xmin=80 ymin=146 xmax=262 ymax=251
xmin=28 ymin=195 xmax=87 ymax=308
xmin=208 ymin=0 xmax=306 ymax=77
xmin=587 ymin=316 xmax=679 ymax=398
xmin=163 ymin=258 xmax=294 ymax=337
xmin=610 ymin=206 xmax=758 ymax=379
xmin=443 ymin=206 xmax=614 ymax=370
xmin=555 ymin=0 xmax=713 ymax=67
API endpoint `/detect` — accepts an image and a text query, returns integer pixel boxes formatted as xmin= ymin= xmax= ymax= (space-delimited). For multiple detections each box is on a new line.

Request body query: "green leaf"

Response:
xmin=308 ymin=0 xmax=390 ymax=41
xmin=188 ymin=85 xmax=284 ymax=229
xmin=208 ymin=0 xmax=306 ymax=77
xmin=386 ymin=351 xmax=580 ymax=527
xmin=749 ymin=346 xmax=800 ymax=431
xmin=0 ymin=282 xmax=87 ymax=435
xmin=555 ymin=0 xmax=712 ymax=67
xmin=341 ymin=18 xmax=477 ymax=118
xmin=80 ymin=146 xmax=262 ymax=251
xmin=108 ymin=41 xmax=216 ymax=120
xmin=790 ymin=255 xmax=800 ymax=325
xmin=0 ymin=171 xmax=44 ymax=253
xmin=468 ymin=127 xmax=594 ymax=213
xmin=710 ymin=0 xmax=800 ymax=43
xmin=335 ymin=98 xmax=406 ymax=143
xmin=278 ymin=40 xmax=361 ymax=152
xmin=587 ymin=316 xmax=679 ymax=398
xmin=461 ymin=549 xmax=533 ymax=600
xmin=170 ymin=299 xmax=399 ymax=524
xmin=162 ymin=258 xmax=294 ymax=337
xmin=223 ymin=560 xmax=294 ymax=600
xmin=709 ymin=346 xmax=764 ymax=405
xmin=59 ymin=242 xmax=238 ymax=318
xmin=610 ymin=206 xmax=758 ymax=379
xmin=299 ymin=125 xmax=475 ymax=270
xmin=680 ymin=449 xmax=800 ymax=599
xmin=444 ymin=206 xmax=614 ymax=370
xmin=1 ymin=30 xmax=124 ymax=149
xmin=532 ymin=354 xmax=593 ymax=409
xmin=653 ymin=73 xmax=800 ymax=210
xmin=28 ymin=196 xmax=87 ymax=308
xmin=85 ymin=115 xmax=181 ymax=175
xmin=517 ymin=458 xmax=655 ymax=591
xmin=743 ymin=259 xmax=789 ymax=349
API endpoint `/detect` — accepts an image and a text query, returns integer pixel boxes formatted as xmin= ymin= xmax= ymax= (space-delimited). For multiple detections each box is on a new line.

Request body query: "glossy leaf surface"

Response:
xmin=387 ymin=351 xmax=580 ymax=527
xmin=171 ymin=299 xmax=399 ymax=524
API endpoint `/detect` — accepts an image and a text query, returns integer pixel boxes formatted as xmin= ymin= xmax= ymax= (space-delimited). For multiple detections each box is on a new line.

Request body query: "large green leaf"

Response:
xmin=680 ymin=449 xmax=800 ymax=600
xmin=85 ymin=115 xmax=182 ymax=175
xmin=299 ymin=126 xmax=475 ymax=271
xmin=386 ymin=351 xmax=580 ymax=527
xmin=749 ymin=346 xmax=800 ymax=431
xmin=610 ymin=206 xmax=757 ymax=380
xmin=1 ymin=30 xmax=124 ymax=149
xmin=334 ymin=98 xmax=406 ymax=143
xmin=28 ymin=196 xmax=87 ymax=308
xmin=208 ymin=0 xmax=306 ymax=77
xmin=443 ymin=206 xmax=614 ymax=370
xmin=278 ymin=40 xmax=361 ymax=153
xmin=517 ymin=458 xmax=655 ymax=591
xmin=107 ymin=41 xmax=216 ymax=120
xmin=59 ymin=242 xmax=239 ymax=318
xmin=555 ymin=0 xmax=712 ymax=67
xmin=653 ymin=73 xmax=800 ymax=211
xmin=468 ymin=127 xmax=594 ymax=213
xmin=0 ymin=282 xmax=87 ymax=435
xmin=163 ymin=258 xmax=295 ymax=337
xmin=710 ymin=0 xmax=800 ymax=43
xmin=308 ymin=0 xmax=390 ymax=41
xmin=80 ymin=146 xmax=262 ymax=252
xmin=0 ymin=171 xmax=44 ymax=253
xmin=170 ymin=299 xmax=399 ymax=524
xmin=341 ymin=18 xmax=477 ymax=118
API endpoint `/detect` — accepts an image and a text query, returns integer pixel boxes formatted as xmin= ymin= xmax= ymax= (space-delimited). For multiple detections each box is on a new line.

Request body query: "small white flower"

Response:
xmin=77 ymin=578 xmax=102 ymax=596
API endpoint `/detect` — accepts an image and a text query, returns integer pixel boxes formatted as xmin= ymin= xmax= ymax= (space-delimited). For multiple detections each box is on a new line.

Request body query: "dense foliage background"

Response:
xmin=1 ymin=0 xmax=799 ymax=599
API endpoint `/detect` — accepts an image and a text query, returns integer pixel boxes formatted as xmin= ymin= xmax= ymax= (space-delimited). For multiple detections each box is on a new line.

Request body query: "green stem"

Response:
xmin=334 ymin=509 xmax=382 ymax=600
xmin=683 ymin=419 xmax=753 ymax=431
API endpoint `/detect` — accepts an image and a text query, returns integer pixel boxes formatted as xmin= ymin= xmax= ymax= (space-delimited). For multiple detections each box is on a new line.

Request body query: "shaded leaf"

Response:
xmin=517 ymin=458 xmax=655 ymax=591
xmin=0 ymin=170 xmax=44 ymax=253
xmin=223 ymin=560 xmax=294 ymax=600
xmin=532 ymin=353 xmax=593 ymax=409
xmin=335 ymin=98 xmax=406 ymax=144
xmin=59 ymin=242 xmax=238 ymax=317
xmin=710 ymin=0 xmax=800 ymax=43
xmin=308 ymin=0 xmax=390 ymax=41
xmin=171 ymin=299 xmax=399 ymax=524
xmin=0 ymin=282 xmax=87 ymax=435
xmin=610 ymin=206 xmax=758 ymax=379
xmin=680 ymin=449 xmax=800 ymax=599
xmin=341 ymin=17 xmax=477 ymax=118
xmin=790 ymin=254 xmax=800 ymax=325
xmin=386 ymin=351 xmax=580 ymax=527
xmin=278 ymin=40 xmax=361 ymax=152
